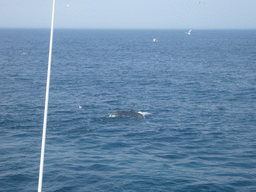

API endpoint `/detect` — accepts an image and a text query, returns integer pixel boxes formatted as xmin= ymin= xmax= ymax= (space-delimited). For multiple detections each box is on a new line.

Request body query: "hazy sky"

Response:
xmin=1 ymin=0 xmax=256 ymax=29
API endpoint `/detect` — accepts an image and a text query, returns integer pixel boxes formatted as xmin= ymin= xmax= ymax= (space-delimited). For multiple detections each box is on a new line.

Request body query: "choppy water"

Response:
xmin=0 ymin=29 xmax=256 ymax=192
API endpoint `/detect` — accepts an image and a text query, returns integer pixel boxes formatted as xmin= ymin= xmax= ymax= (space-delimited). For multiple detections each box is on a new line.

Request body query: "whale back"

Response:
xmin=109 ymin=109 xmax=144 ymax=119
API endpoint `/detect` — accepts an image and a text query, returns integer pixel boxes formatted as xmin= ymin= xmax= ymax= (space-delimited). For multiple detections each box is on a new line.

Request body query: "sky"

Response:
xmin=0 ymin=0 xmax=256 ymax=29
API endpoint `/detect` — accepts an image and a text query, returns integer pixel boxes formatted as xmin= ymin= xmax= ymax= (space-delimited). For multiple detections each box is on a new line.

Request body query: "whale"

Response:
xmin=109 ymin=109 xmax=145 ymax=119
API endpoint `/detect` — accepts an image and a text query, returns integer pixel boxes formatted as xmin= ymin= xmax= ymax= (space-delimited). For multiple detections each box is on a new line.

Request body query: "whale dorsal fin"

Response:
xmin=130 ymin=109 xmax=136 ymax=113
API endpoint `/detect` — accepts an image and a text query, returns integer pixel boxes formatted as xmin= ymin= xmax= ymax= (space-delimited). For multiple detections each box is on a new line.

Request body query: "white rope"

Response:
xmin=38 ymin=0 xmax=56 ymax=191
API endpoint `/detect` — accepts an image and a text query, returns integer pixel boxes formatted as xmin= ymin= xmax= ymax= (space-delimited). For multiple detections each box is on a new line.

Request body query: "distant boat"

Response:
xmin=152 ymin=38 xmax=158 ymax=42
xmin=186 ymin=30 xmax=192 ymax=35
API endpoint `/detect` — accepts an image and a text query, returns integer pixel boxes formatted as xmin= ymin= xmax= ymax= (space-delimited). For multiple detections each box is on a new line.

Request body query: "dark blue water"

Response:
xmin=0 ymin=29 xmax=256 ymax=192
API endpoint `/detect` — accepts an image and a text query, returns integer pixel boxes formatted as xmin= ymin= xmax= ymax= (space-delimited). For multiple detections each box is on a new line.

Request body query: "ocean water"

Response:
xmin=0 ymin=29 xmax=256 ymax=192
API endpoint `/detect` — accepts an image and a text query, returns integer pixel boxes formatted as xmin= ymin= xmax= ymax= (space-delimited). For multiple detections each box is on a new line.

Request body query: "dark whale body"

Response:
xmin=109 ymin=109 xmax=144 ymax=119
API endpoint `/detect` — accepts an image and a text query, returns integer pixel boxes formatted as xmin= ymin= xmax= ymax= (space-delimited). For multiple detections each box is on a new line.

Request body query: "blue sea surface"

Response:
xmin=0 ymin=29 xmax=256 ymax=192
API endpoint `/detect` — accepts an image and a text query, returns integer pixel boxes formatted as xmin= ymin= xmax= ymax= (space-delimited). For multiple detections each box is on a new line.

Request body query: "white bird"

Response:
xmin=186 ymin=30 xmax=192 ymax=35
xmin=66 ymin=2 xmax=72 ymax=7
xmin=152 ymin=38 xmax=158 ymax=42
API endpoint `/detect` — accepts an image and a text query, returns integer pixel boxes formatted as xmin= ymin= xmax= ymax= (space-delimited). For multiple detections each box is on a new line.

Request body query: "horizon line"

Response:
xmin=1 ymin=27 xmax=256 ymax=30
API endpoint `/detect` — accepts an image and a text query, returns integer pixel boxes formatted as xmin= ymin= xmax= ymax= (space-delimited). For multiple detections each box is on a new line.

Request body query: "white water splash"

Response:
xmin=138 ymin=111 xmax=151 ymax=116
